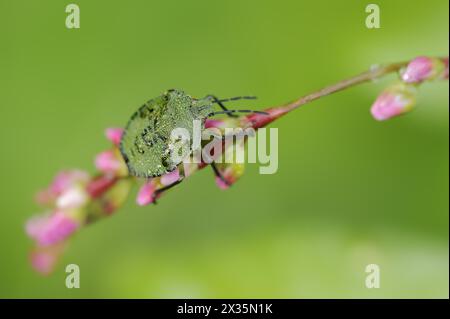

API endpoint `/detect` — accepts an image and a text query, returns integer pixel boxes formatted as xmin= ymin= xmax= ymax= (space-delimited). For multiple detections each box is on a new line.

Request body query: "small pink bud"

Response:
xmin=371 ymin=83 xmax=416 ymax=121
xmin=95 ymin=150 xmax=122 ymax=174
xmin=86 ymin=175 xmax=118 ymax=198
xmin=105 ymin=128 xmax=124 ymax=146
xmin=136 ymin=181 xmax=157 ymax=206
xmin=26 ymin=211 xmax=79 ymax=246
xmin=440 ymin=57 xmax=449 ymax=80
xmin=205 ymin=119 xmax=226 ymax=129
xmin=30 ymin=248 xmax=59 ymax=275
xmin=160 ymin=169 xmax=180 ymax=186
xmin=401 ymin=56 xmax=445 ymax=83
xmin=215 ymin=176 xmax=230 ymax=190
xmin=243 ymin=107 xmax=290 ymax=129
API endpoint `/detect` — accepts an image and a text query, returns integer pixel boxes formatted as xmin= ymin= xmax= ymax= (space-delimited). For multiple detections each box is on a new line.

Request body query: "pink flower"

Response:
xmin=371 ymin=84 xmax=416 ymax=121
xmin=105 ymin=128 xmax=124 ymax=146
xmin=51 ymin=170 xmax=88 ymax=194
xmin=35 ymin=170 xmax=89 ymax=205
xmin=56 ymin=187 xmax=88 ymax=209
xmin=95 ymin=150 xmax=122 ymax=174
xmin=160 ymin=169 xmax=180 ymax=186
xmin=401 ymin=56 xmax=445 ymax=83
xmin=136 ymin=181 xmax=157 ymax=206
xmin=26 ymin=211 xmax=79 ymax=246
xmin=50 ymin=170 xmax=89 ymax=194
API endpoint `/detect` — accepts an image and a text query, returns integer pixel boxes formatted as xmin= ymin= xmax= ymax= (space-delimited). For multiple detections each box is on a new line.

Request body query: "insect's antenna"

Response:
xmin=207 ymin=110 xmax=269 ymax=117
xmin=213 ymin=96 xmax=258 ymax=103
xmin=206 ymin=95 xmax=260 ymax=118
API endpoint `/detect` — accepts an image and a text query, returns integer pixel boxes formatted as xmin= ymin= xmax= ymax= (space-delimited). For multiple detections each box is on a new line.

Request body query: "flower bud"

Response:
xmin=26 ymin=211 xmax=80 ymax=246
xmin=95 ymin=150 xmax=127 ymax=176
xmin=29 ymin=244 xmax=64 ymax=276
xmin=105 ymin=128 xmax=124 ymax=146
xmin=36 ymin=170 xmax=89 ymax=205
xmin=95 ymin=150 xmax=121 ymax=172
xmin=401 ymin=56 xmax=445 ymax=83
xmin=205 ymin=119 xmax=226 ymax=129
xmin=136 ymin=181 xmax=157 ymax=206
xmin=440 ymin=57 xmax=449 ymax=80
xmin=242 ymin=107 xmax=290 ymax=129
xmin=86 ymin=175 xmax=117 ymax=198
xmin=215 ymin=176 xmax=230 ymax=190
xmin=160 ymin=169 xmax=180 ymax=186
xmin=371 ymin=83 xmax=417 ymax=121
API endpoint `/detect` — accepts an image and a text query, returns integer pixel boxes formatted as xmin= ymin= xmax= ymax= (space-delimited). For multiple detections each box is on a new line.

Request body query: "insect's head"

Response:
xmin=162 ymin=89 xmax=202 ymax=116
xmin=190 ymin=96 xmax=215 ymax=120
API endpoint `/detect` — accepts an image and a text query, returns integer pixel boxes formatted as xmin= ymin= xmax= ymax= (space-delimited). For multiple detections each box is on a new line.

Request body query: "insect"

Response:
xmin=119 ymin=89 xmax=265 ymax=192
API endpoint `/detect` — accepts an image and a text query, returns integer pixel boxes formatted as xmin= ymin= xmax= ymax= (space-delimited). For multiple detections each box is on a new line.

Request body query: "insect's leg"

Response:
xmin=211 ymin=162 xmax=231 ymax=187
xmin=206 ymin=95 xmax=238 ymax=118
xmin=217 ymin=96 xmax=257 ymax=103
xmin=154 ymin=178 xmax=184 ymax=195
xmin=152 ymin=166 xmax=186 ymax=203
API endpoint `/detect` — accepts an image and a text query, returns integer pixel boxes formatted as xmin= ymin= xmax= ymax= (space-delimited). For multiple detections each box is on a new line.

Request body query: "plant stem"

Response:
xmin=283 ymin=61 xmax=407 ymax=112
xmin=243 ymin=61 xmax=409 ymax=129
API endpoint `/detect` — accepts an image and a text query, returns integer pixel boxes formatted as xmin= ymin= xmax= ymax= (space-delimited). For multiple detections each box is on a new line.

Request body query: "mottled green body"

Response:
xmin=120 ymin=90 xmax=212 ymax=178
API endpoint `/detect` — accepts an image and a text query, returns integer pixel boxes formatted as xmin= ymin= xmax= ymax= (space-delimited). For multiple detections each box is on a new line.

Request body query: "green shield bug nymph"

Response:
xmin=119 ymin=89 xmax=266 ymax=185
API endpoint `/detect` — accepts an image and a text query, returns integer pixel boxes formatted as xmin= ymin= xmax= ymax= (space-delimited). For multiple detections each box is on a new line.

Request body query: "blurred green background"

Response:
xmin=0 ymin=0 xmax=448 ymax=298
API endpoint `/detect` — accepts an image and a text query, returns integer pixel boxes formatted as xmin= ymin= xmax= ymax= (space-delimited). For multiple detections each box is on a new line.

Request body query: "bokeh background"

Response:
xmin=0 ymin=0 xmax=448 ymax=298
